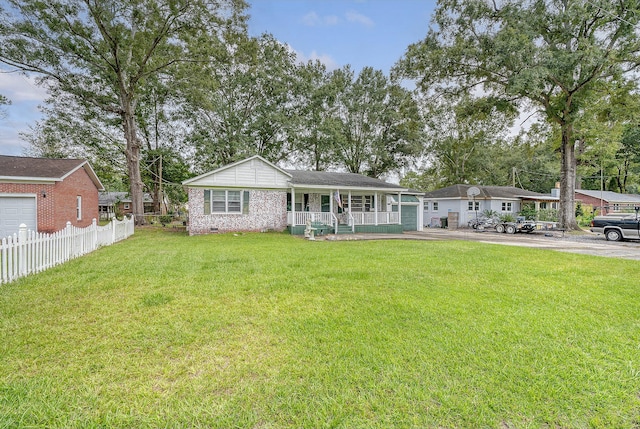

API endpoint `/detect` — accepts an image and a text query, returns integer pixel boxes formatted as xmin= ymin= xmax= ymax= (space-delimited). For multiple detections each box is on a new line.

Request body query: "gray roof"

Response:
xmin=424 ymin=184 xmax=549 ymax=199
xmin=285 ymin=169 xmax=406 ymax=191
xmin=575 ymin=189 xmax=640 ymax=203
xmin=99 ymin=191 xmax=153 ymax=205
xmin=0 ymin=155 xmax=104 ymax=189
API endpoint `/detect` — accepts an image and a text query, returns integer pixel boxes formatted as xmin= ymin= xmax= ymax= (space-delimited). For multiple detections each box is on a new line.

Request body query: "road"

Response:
xmin=324 ymin=228 xmax=640 ymax=261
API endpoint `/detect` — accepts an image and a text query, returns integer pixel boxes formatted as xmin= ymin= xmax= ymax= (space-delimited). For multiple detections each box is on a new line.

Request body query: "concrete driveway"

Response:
xmin=324 ymin=228 xmax=640 ymax=260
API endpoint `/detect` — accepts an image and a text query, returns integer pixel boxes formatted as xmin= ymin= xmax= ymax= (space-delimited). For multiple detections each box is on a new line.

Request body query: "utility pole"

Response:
xmin=512 ymin=167 xmax=516 ymax=187
xmin=159 ymin=154 xmax=165 ymax=215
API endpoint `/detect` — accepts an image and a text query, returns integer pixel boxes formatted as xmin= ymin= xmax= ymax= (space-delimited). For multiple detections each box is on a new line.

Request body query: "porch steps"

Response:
xmin=335 ymin=224 xmax=353 ymax=234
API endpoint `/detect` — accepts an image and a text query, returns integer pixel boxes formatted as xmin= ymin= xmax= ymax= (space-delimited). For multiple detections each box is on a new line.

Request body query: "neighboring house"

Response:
xmin=182 ymin=155 xmax=423 ymax=235
xmin=98 ymin=191 xmax=155 ymax=220
xmin=423 ymin=184 xmax=557 ymax=227
xmin=574 ymin=189 xmax=640 ymax=215
xmin=0 ymin=155 xmax=104 ymax=237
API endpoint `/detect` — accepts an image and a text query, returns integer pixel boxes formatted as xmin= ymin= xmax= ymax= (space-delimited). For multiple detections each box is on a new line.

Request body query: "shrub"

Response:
xmin=159 ymin=215 xmax=173 ymax=226
xmin=500 ymin=213 xmax=515 ymax=222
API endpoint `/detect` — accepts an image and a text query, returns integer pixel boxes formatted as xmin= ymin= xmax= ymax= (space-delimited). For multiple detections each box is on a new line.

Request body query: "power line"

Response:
xmin=583 ymin=0 xmax=639 ymax=28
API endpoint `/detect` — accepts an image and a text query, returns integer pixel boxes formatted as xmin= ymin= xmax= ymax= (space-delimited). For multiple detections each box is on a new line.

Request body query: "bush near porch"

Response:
xmin=1 ymin=229 xmax=639 ymax=428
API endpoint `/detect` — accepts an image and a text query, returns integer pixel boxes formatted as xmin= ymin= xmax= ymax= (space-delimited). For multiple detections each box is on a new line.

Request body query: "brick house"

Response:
xmin=574 ymin=189 xmax=640 ymax=215
xmin=183 ymin=155 xmax=423 ymax=235
xmin=0 ymin=155 xmax=104 ymax=237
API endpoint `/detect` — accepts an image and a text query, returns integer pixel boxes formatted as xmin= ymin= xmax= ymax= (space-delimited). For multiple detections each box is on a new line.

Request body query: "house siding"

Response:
xmin=0 ymin=168 xmax=99 ymax=233
xmin=188 ymin=188 xmax=287 ymax=235
xmin=424 ymin=198 xmax=521 ymax=228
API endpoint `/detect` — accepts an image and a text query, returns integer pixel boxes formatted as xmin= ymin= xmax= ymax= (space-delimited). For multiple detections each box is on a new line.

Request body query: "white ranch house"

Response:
xmin=423 ymin=184 xmax=557 ymax=227
xmin=183 ymin=155 xmax=423 ymax=235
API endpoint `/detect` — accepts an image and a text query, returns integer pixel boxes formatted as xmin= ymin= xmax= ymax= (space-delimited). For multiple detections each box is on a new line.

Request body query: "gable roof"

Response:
xmin=183 ymin=155 xmax=408 ymax=192
xmin=0 ymin=155 xmax=104 ymax=190
xmin=286 ymin=170 xmax=406 ymax=191
xmin=183 ymin=155 xmax=292 ymax=188
xmin=575 ymin=189 xmax=640 ymax=204
xmin=98 ymin=191 xmax=153 ymax=205
xmin=424 ymin=184 xmax=550 ymax=200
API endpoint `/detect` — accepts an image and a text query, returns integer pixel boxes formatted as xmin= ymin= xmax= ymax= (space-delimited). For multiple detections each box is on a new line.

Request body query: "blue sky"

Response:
xmin=0 ymin=0 xmax=436 ymax=156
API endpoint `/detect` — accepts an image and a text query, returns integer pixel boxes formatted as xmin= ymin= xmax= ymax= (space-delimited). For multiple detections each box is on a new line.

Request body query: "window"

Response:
xmin=204 ymin=190 xmax=249 ymax=214
xmin=321 ymin=195 xmax=330 ymax=212
xmin=424 ymin=201 xmax=429 ymax=211
xmin=364 ymin=195 xmax=375 ymax=212
xmin=433 ymin=202 xmax=439 ymax=211
xmin=350 ymin=196 xmax=363 ymax=211
xmin=468 ymin=201 xmax=479 ymax=211
xmin=501 ymin=202 xmax=512 ymax=212
xmin=76 ymin=196 xmax=82 ymax=220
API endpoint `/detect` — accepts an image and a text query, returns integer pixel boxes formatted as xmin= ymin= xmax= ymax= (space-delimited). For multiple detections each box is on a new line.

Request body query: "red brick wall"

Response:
xmin=52 ymin=168 xmax=99 ymax=232
xmin=576 ymin=192 xmax=639 ymax=215
xmin=0 ymin=167 xmax=99 ymax=233
xmin=575 ymin=194 xmax=607 ymax=215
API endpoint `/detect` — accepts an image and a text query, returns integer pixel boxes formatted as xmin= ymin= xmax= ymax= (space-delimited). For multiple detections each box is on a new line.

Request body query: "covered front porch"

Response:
xmin=286 ymin=189 xmax=408 ymax=235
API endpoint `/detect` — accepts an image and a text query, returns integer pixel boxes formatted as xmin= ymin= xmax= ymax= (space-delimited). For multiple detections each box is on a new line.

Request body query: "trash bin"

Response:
xmin=440 ymin=216 xmax=448 ymax=228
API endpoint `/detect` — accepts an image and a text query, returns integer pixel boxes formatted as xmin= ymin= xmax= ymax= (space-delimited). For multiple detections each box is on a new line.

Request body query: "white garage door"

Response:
xmin=0 ymin=196 xmax=37 ymax=238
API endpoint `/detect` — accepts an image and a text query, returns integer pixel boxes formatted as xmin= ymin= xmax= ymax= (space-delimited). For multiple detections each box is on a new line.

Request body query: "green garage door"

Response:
xmin=401 ymin=205 xmax=418 ymax=231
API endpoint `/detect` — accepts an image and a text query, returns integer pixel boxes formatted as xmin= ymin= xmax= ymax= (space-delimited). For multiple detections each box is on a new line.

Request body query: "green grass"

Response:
xmin=1 ymin=228 xmax=639 ymax=428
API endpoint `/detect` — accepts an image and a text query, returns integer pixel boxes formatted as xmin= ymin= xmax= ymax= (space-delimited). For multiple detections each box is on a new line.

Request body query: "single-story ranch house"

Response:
xmin=423 ymin=184 xmax=557 ymax=227
xmin=574 ymin=189 xmax=640 ymax=215
xmin=183 ymin=155 xmax=424 ymax=235
xmin=0 ymin=155 xmax=104 ymax=237
xmin=98 ymin=191 xmax=155 ymax=220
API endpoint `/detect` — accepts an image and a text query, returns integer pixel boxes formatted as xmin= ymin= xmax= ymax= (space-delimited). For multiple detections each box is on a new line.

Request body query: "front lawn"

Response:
xmin=1 ymin=229 xmax=639 ymax=428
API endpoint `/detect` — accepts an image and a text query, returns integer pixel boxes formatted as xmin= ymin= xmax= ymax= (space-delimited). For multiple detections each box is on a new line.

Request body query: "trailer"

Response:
xmin=494 ymin=219 xmax=537 ymax=234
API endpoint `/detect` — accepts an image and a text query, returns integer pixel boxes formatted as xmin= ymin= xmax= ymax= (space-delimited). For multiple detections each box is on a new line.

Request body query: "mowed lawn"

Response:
xmin=1 ymin=229 xmax=639 ymax=428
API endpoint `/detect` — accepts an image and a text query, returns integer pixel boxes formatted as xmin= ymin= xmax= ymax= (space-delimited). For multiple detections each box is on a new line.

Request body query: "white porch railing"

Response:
xmin=288 ymin=211 xmax=399 ymax=227
xmin=350 ymin=212 xmax=399 ymax=226
xmin=1 ymin=216 xmax=135 ymax=285
xmin=288 ymin=211 xmax=335 ymax=226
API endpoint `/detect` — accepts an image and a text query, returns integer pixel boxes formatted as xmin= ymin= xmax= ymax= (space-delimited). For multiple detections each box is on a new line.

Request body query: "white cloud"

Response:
xmin=324 ymin=15 xmax=339 ymax=26
xmin=302 ymin=11 xmax=339 ymax=27
xmin=286 ymin=44 xmax=340 ymax=71
xmin=345 ymin=10 xmax=374 ymax=28
xmin=302 ymin=11 xmax=321 ymax=26
xmin=0 ymin=71 xmax=49 ymax=103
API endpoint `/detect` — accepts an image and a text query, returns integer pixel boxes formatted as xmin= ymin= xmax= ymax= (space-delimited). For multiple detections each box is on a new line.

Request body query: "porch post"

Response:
xmin=397 ymin=192 xmax=402 ymax=225
xmin=291 ymin=187 xmax=296 ymax=226
xmin=348 ymin=190 xmax=353 ymax=231
xmin=374 ymin=192 xmax=378 ymax=226
xmin=330 ymin=189 xmax=334 ymax=213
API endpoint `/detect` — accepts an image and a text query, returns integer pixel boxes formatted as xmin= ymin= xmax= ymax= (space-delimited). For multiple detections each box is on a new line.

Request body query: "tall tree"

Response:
xmin=181 ymin=33 xmax=297 ymax=173
xmin=22 ymin=91 xmax=128 ymax=190
xmin=419 ymin=94 xmax=517 ymax=186
xmin=0 ymin=0 xmax=247 ymax=224
xmin=289 ymin=60 xmax=343 ymax=171
xmin=333 ymin=66 xmax=423 ymax=178
xmin=395 ymin=0 xmax=640 ymax=229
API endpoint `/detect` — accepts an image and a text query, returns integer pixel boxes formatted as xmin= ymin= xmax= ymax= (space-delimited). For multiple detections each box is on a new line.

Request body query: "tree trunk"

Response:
xmin=122 ymin=97 xmax=145 ymax=226
xmin=559 ymin=122 xmax=579 ymax=230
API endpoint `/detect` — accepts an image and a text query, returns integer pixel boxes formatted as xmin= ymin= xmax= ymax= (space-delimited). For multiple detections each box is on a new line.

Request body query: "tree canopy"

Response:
xmin=0 ymin=0 xmax=248 ymax=223
xmin=395 ymin=0 xmax=640 ymax=228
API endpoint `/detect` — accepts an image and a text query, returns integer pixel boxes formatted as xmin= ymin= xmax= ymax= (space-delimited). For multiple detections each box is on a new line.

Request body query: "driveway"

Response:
xmin=324 ymin=228 xmax=640 ymax=260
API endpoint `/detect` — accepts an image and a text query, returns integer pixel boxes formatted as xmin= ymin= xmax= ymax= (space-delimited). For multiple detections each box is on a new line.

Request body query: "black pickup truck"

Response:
xmin=590 ymin=213 xmax=640 ymax=241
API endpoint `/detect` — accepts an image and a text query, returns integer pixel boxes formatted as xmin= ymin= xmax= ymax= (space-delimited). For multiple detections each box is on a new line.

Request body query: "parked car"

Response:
xmin=590 ymin=213 xmax=640 ymax=241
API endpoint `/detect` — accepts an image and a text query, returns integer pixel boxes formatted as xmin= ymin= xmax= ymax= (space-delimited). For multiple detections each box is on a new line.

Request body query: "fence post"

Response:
xmin=18 ymin=224 xmax=27 ymax=276
xmin=92 ymin=218 xmax=97 ymax=251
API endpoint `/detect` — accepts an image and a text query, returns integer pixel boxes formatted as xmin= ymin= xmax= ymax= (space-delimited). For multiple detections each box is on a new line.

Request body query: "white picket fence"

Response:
xmin=0 ymin=216 xmax=135 ymax=285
